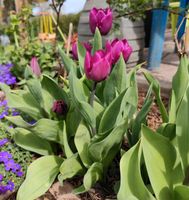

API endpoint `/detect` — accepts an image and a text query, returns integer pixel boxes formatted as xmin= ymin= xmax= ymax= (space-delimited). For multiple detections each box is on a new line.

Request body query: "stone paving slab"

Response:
xmin=137 ymin=52 xmax=178 ymax=97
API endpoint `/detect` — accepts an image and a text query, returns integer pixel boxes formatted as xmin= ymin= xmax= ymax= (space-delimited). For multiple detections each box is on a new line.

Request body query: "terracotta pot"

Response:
xmin=38 ymin=33 xmax=56 ymax=43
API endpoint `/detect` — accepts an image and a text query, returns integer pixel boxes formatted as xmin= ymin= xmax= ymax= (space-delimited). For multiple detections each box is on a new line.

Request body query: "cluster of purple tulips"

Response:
xmin=72 ymin=7 xmax=132 ymax=82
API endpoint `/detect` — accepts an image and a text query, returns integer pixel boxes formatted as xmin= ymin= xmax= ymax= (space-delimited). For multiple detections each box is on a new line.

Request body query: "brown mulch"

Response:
xmin=138 ymin=91 xmax=169 ymax=131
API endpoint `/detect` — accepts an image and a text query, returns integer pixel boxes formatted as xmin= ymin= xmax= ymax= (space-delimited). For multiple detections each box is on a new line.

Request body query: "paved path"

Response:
xmin=136 ymin=36 xmax=179 ymax=97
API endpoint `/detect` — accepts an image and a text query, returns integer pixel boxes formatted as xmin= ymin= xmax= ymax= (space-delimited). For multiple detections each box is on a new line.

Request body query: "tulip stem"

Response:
xmin=89 ymin=82 xmax=97 ymax=107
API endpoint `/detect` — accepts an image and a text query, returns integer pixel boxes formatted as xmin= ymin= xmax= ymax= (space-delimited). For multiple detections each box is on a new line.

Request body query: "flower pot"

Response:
xmin=38 ymin=33 xmax=56 ymax=43
xmin=78 ymin=0 xmax=145 ymax=67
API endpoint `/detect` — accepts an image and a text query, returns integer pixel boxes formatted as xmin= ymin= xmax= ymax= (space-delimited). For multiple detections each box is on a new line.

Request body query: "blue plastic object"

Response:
xmin=148 ymin=0 xmax=169 ymax=69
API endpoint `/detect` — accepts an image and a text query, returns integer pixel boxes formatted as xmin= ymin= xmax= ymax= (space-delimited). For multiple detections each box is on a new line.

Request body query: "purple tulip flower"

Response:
xmin=52 ymin=100 xmax=68 ymax=116
xmin=72 ymin=42 xmax=92 ymax=60
xmin=89 ymin=7 xmax=113 ymax=35
xmin=30 ymin=57 xmax=41 ymax=77
xmin=106 ymin=39 xmax=133 ymax=64
xmin=84 ymin=50 xmax=112 ymax=82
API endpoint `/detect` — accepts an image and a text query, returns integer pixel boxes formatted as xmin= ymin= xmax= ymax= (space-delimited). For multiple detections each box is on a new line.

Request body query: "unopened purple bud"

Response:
xmin=52 ymin=100 xmax=68 ymax=116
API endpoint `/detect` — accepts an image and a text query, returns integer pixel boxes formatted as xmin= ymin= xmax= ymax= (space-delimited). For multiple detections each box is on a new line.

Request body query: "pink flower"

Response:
xmin=84 ymin=50 xmax=112 ymax=82
xmin=89 ymin=7 xmax=113 ymax=35
xmin=106 ymin=39 xmax=133 ymax=64
xmin=72 ymin=42 xmax=92 ymax=60
xmin=30 ymin=57 xmax=41 ymax=77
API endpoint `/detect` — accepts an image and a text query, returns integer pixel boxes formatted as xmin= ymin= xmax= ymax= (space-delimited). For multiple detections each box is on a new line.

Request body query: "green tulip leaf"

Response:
xmin=118 ymin=142 xmax=155 ymax=200
xmin=131 ymin=84 xmax=153 ymax=145
xmin=26 ymin=78 xmax=44 ymax=108
xmin=176 ymin=85 xmax=189 ymax=175
xmin=0 ymin=84 xmax=42 ymax=120
xmin=17 ymin=156 xmax=63 ymax=200
xmin=42 ymin=75 xmax=69 ymax=106
xmin=169 ymin=55 xmax=189 ymax=123
xmin=74 ymin=124 xmax=92 ymax=167
xmin=58 ymin=45 xmax=77 ymax=74
xmin=141 ymin=125 xmax=176 ymax=200
xmin=14 ymin=128 xmax=53 ymax=156
xmin=83 ymin=162 xmax=103 ymax=191
xmin=59 ymin=153 xmax=85 ymax=180
xmin=5 ymin=116 xmax=32 ymax=129
xmin=143 ymin=71 xmax=168 ymax=123
xmin=174 ymin=185 xmax=189 ymax=200
xmin=99 ymin=89 xmax=126 ymax=133
xmin=103 ymin=55 xmax=127 ymax=105
xmin=89 ymin=119 xmax=128 ymax=169
xmin=66 ymin=104 xmax=82 ymax=137
xmin=92 ymin=28 xmax=102 ymax=54
xmin=69 ymin=70 xmax=96 ymax=131
xmin=63 ymin=121 xmax=74 ymax=158
xmin=77 ymin=40 xmax=86 ymax=75
xmin=31 ymin=119 xmax=64 ymax=143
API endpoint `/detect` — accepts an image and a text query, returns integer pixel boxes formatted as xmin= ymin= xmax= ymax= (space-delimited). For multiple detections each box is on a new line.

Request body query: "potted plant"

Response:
xmin=78 ymin=0 xmax=152 ymax=67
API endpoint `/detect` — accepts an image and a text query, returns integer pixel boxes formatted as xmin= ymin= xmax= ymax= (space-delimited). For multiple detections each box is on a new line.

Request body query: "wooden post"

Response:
xmin=15 ymin=0 xmax=28 ymax=13
xmin=147 ymin=0 xmax=169 ymax=69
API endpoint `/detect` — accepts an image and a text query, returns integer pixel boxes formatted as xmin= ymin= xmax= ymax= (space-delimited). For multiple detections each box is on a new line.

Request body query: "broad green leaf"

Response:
xmin=26 ymin=78 xmax=44 ymax=107
xmin=99 ymin=89 xmax=126 ymax=133
xmin=83 ymin=162 xmax=103 ymax=191
xmin=66 ymin=104 xmax=82 ymax=137
xmin=58 ymin=45 xmax=77 ymax=74
xmin=89 ymin=119 xmax=128 ymax=169
xmin=92 ymin=28 xmax=102 ymax=54
xmin=157 ymin=123 xmax=176 ymax=141
xmin=77 ymin=40 xmax=86 ymax=75
xmin=174 ymin=185 xmax=189 ymax=200
xmin=141 ymin=125 xmax=176 ymax=200
xmin=0 ymin=84 xmax=42 ymax=120
xmin=130 ymin=84 xmax=153 ymax=145
xmin=118 ymin=142 xmax=155 ymax=200
xmin=42 ymin=75 xmax=69 ymax=106
xmin=69 ymin=70 xmax=96 ymax=131
xmin=63 ymin=121 xmax=74 ymax=158
xmin=113 ymin=54 xmax=127 ymax=93
xmin=169 ymin=55 xmax=189 ymax=122
xmin=14 ymin=128 xmax=53 ymax=155
xmin=103 ymin=55 xmax=127 ymax=105
xmin=17 ymin=156 xmax=63 ymax=200
xmin=74 ymin=124 xmax=92 ymax=167
xmin=143 ymin=71 xmax=168 ymax=123
xmin=176 ymin=85 xmax=189 ymax=174
xmin=31 ymin=119 xmax=63 ymax=143
xmin=59 ymin=153 xmax=85 ymax=180
xmin=73 ymin=185 xmax=86 ymax=195
xmin=5 ymin=116 xmax=32 ymax=129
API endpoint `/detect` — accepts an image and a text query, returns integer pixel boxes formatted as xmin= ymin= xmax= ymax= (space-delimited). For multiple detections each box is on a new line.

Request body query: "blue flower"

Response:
xmin=0 ymin=139 xmax=8 ymax=147
xmin=0 ymin=152 xmax=12 ymax=163
xmin=4 ymin=159 xmax=16 ymax=171
xmin=0 ymin=174 xmax=3 ymax=182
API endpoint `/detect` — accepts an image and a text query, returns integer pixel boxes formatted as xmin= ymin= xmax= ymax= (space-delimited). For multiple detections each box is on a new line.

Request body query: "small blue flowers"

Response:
xmin=0 ymin=63 xmax=16 ymax=85
xmin=0 ymin=146 xmax=24 ymax=194
xmin=0 ymin=138 xmax=8 ymax=147
xmin=0 ymin=99 xmax=19 ymax=119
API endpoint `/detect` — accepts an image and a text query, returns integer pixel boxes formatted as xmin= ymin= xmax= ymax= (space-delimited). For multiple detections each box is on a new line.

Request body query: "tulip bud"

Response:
xmin=106 ymin=39 xmax=133 ymax=65
xmin=84 ymin=50 xmax=112 ymax=82
xmin=89 ymin=7 xmax=113 ymax=36
xmin=72 ymin=41 xmax=92 ymax=60
xmin=30 ymin=57 xmax=41 ymax=77
xmin=52 ymin=100 xmax=68 ymax=116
